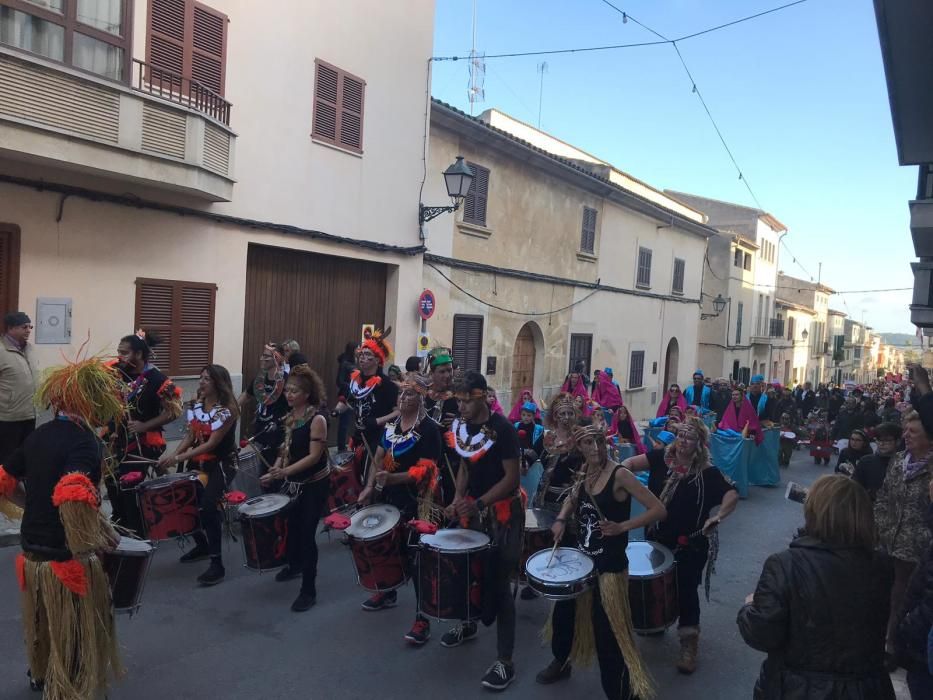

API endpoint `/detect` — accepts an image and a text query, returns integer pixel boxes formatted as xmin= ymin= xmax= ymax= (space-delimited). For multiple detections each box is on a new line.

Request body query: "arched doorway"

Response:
xmin=663 ymin=337 xmax=679 ymax=391
xmin=511 ymin=323 xmax=539 ymax=407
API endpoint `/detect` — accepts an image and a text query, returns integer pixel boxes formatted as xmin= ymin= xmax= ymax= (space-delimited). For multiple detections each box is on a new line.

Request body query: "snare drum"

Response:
xmin=519 ymin=509 xmax=556 ymax=581
xmin=328 ymin=451 xmax=363 ymax=513
xmin=418 ymin=529 xmax=490 ymax=622
xmin=99 ymin=537 xmax=155 ymax=615
xmin=238 ymin=494 xmax=292 ymax=572
xmin=117 ymin=471 xmax=146 ymax=535
xmin=232 ymin=447 xmax=263 ymax=498
xmin=627 ymin=541 xmax=678 ymax=632
xmin=345 ymin=504 xmax=407 ymax=591
xmin=524 ymin=547 xmax=596 ymax=600
xmin=138 ymin=473 xmax=201 ymax=541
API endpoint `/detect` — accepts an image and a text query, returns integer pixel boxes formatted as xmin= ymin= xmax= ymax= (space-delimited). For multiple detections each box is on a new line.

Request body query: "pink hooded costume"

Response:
xmin=719 ymin=397 xmax=764 ymax=445
xmin=592 ymin=372 xmax=623 ymax=410
xmin=561 ymin=376 xmax=589 ymax=402
xmin=609 ymin=407 xmax=646 ymax=455
xmin=507 ymin=388 xmax=540 ymax=422
xmin=656 ymin=391 xmax=689 ymax=418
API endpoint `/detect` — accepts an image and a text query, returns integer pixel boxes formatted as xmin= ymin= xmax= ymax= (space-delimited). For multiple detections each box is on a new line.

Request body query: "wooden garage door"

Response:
xmin=242 ymin=244 xmax=386 ymax=425
xmin=0 ymin=225 xmax=21 ymax=317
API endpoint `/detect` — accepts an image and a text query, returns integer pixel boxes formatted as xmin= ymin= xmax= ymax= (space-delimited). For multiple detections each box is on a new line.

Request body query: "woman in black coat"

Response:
xmin=737 ymin=475 xmax=895 ymax=700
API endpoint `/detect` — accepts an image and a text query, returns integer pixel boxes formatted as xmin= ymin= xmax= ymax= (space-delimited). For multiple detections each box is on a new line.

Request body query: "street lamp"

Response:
xmin=701 ymin=294 xmax=729 ymax=320
xmin=419 ymin=155 xmax=474 ymax=225
xmin=801 ymin=329 xmax=809 ymax=341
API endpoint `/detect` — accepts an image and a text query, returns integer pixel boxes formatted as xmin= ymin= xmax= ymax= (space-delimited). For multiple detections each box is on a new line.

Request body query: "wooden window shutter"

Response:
xmin=581 ymin=207 xmax=597 ymax=253
xmin=148 ymin=0 xmax=227 ymax=95
xmin=135 ymin=278 xmax=216 ymax=376
xmin=463 ymin=162 xmax=489 ymax=226
xmin=312 ymin=60 xmax=365 ymax=153
xmin=339 ymin=74 xmax=364 ymax=151
xmin=452 ymin=314 xmax=483 ymax=373
xmin=191 ymin=2 xmax=227 ymax=95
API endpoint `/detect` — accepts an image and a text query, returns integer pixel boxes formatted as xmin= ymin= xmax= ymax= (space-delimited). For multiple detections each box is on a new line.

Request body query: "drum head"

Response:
xmin=115 ymin=537 xmax=153 ymax=555
xmin=524 ymin=508 xmax=556 ymax=531
xmin=346 ymin=504 xmax=401 ymax=540
xmin=238 ymin=447 xmax=260 ymax=462
xmin=333 ymin=451 xmax=355 ymax=468
xmin=626 ymin=541 xmax=675 ymax=577
xmin=238 ymin=493 xmax=292 ymax=518
xmin=421 ymin=528 xmax=490 ymax=552
xmin=780 ymin=431 xmax=796 ymax=440
xmin=526 ymin=547 xmax=594 ymax=583
xmin=142 ymin=473 xmax=195 ymax=490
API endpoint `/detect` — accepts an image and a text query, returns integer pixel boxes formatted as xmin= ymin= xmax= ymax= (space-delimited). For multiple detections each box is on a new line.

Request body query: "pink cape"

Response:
xmin=592 ymin=373 xmax=622 ymax=409
xmin=609 ymin=408 xmax=646 ymax=455
xmin=507 ymin=388 xmax=540 ymax=422
xmin=560 ymin=378 xmax=589 ymax=401
xmin=656 ymin=393 xmax=689 ymax=418
xmin=719 ymin=398 xmax=763 ymax=445
xmin=488 ymin=397 xmax=505 ymax=416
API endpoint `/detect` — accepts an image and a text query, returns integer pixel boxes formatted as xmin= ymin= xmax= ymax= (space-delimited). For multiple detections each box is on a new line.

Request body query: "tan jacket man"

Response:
xmin=0 ymin=311 xmax=37 ymax=462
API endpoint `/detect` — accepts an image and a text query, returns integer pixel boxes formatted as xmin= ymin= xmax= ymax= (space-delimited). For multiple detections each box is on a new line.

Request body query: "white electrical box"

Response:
xmin=36 ymin=298 xmax=72 ymax=344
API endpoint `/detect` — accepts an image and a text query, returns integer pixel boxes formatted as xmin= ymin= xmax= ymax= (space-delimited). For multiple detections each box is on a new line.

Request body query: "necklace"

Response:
xmin=448 ymin=418 xmax=496 ymax=462
xmin=349 ymin=370 xmax=381 ymax=400
xmin=253 ymin=367 xmax=285 ymax=406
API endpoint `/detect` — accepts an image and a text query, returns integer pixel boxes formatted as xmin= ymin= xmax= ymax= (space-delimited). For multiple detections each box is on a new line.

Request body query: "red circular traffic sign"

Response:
xmin=418 ymin=289 xmax=436 ymax=320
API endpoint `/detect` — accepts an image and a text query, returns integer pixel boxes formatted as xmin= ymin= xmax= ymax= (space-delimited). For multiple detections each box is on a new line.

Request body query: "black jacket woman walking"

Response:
xmin=737 ymin=475 xmax=895 ymax=700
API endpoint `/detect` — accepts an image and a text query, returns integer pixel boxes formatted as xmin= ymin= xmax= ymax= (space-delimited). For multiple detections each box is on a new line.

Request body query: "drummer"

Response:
xmin=443 ymin=370 xmax=523 ymax=692
xmin=539 ymin=421 xmax=664 ymax=699
xmin=357 ymin=372 xmax=441 ymax=644
xmin=238 ymin=342 xmax=289 ymax=474
xmin=622 ymin=415 xmax=739 ymax=675
xmin=424 ymin=347 xmax=459 ymax=503
xmin=537 ymin=393 xmax=584 ymax=510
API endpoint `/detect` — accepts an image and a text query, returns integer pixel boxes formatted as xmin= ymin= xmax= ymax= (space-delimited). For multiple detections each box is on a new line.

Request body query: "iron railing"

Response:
xmin=132 ymin=59 xmax=231 ymax=126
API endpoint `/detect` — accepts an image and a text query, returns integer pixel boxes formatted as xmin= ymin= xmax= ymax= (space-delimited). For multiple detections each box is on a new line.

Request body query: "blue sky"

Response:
xmin=432 ymin=0 xmax=918 ymax=335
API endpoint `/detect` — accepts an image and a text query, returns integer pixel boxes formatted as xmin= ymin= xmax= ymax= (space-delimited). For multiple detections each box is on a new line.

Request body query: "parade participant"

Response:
xmin=608 ymin=405 xmax=646 ymax=455
xmin=334 ymin=341 xmax=357 ymax=451
xmin=656 ymin=383 xmax=688 ymax=418
xmin=539 ymin=421 xmax=663 ymax=700
xmin=591 ymin=370 xmax=623 ymax=412
xmin=1 ymin=356 xmax=123 ymax=698
xmin=747 ymin=375 xmax=771 ymax=421
xmin=738 ymin=475 xmax=895 ymax=699
xmin=486 ymin=387 xmax=506 ymax=416
xmin=159 ymin=365 xmax=239 ymax=586
xmin=794 ymin=381 xmax=816 ymax=419
xmin=684 ymin=371 xmax=710 ymax=410
xmin=710 ymin=378 xmax=732 ymax=424
xmin=770 ymin=387 xmax=797 ymax=425
xmin=719 ymin=388 xmax=764 ymax=445
xmin=874 ymin=411 xmax=932 ymax=667
xmin=348 ymin=329 xmax=400 ymax=483
xmin=537 ymin=393 xmax=584 ymax=510
xmin=622 ymin=430 xmax=676 ymax=494
xmin=665 ymin=405 xmax=685 ymax=434
xmin=238 ymin=342 xmax=289 ymax=469
xmin=561 ymin=371 xmax=590 ymax=402
xmin=835 ymin=428 xmax=873 ymax=476
xmin=442 ymin=371 xmax=522 ymax=691
xmin=281 ymin=339 xmax=301 ymax=373
xmin=105 ymin=331 xmax=182 ymax=529
xmin=853 ymin=422 xmax=901 ymax=502
xmin=515 ymin=402 xmax=545 ymax=472
xmin=260 ymin=365 xmax=329 ymax=612
xmin=387 ymin=364 xmax=403 ymax=385
xmin=507 ymin=387 xmax=541 ymax=422
xmin=0 ymin=310 xmax=36 ymax=463
xmin=638 ymin=416 xmax=738 ymax=674
xmin=357 ymin=372 xmax=440 ymax=643
xmin=777 ymin=412 xmax=797 ymax=467
xmin=425 ymin=347 xmax=460 ymax=504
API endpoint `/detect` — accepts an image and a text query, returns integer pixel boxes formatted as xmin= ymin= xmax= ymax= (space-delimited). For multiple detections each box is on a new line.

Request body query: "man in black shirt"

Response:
xmin=424 ymin=347 xmax=460 ymax=503
xmin=853 ymin=422 xmax=900 ymax=502
xmin=238 ymin=343 xmax=289 ymax=469
xmin=710 ymin=378 xmax=733 ymax=425
xmin=442 ymin=371 xmax=522 ymax=691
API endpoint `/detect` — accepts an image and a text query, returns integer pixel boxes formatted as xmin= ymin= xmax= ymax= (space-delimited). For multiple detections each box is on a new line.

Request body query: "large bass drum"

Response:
xmin=627 ymin=541 xmax=678 ymax=632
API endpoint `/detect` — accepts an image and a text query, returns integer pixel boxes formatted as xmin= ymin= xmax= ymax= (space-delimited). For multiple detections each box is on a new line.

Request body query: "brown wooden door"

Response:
xmin=242 ymin=244 xmax=387 ymax=437
xmin=511 ymin=323 xmax=536 ymax=406
xmin=663 ymin=337 xmax=679 ymax=390
xmin=0 ymin=225 xmax=21 ymax=317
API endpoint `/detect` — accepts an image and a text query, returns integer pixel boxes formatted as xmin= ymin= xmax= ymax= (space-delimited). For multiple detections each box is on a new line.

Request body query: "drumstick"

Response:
xmin=545 ymin=536 xmax=560 ymax=568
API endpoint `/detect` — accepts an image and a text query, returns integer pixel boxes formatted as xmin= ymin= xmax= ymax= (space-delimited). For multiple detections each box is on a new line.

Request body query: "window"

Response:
xmin=757 ymin=294 xmax=764 ymax=335
xmin=628 ymin=350 xmax=645 ymax=389
xmin=636 ymin=247 xmax=652 ymax=288
xmin=743 ymin=252 xmax=752 ymax=271
xmin=854 ymin=347 xmax=861 ymax=360
xmin=580 ymin=206 xmax=597 ymax=254
xmin=733 ymin=248 xmax=742 ymax=267
xmin=452 ymin=314 xmax=483 ymax=373
xmin=0 ymin=0 xmax=131 ymax=80
xmin=735 ymin=301 xmax=744 ymax=344
xmin=311 ymin=59 xmax=365 ymax=153
xmin=568 ymin=333 xmax=592 ymax=375
xmin=135 ymin=277 xmax=216 ymax=376
xmin=672 ymin=258 xmax=685 ymax=295
xmin=462 ymin=161 xmax=490 ymax=227
xmin=147 ymin=0 xmax=227 ymax=95
xmin=731 ymin=359 xmax=740 ymax=381
xmin=787 ymin=316 xmax=795 ymax=341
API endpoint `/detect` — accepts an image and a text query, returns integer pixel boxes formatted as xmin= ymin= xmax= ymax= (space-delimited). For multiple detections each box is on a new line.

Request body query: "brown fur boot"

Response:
xmin=676 ymin=626 xmax=699 ymax=674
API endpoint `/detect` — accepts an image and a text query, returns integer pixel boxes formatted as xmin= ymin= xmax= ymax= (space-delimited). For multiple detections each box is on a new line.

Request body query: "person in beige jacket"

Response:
xmin=0 ymin=311 xmax=36 ymax=462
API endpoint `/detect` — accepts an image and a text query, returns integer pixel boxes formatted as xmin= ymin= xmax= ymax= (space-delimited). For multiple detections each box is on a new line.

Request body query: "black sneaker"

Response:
xmin=275 ymin=566 xmax=302 ymax=583
xmin=535 ymin=658 xmax=571 ymax=684
xmin=440 ymin=621 xmax=477 ymax=647
xmin=197 ymin=560 xmax=225 ymax=586
xmin=404 ymin=618 xmax=431 ymax=645
xmin=481 ymin=660 xmax=515 ymax=691
xmin=519 ymin=585 xmax=539 ymax=600
xmin=361 ymin=590 xmax=397 ymax=611
xmin=179 ymin=545 xmax=210 ymax=564
xmin=291 ymin=591 xmax=316 ymax=612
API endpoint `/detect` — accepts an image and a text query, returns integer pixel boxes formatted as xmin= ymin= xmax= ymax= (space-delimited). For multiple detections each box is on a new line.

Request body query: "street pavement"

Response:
xmin=0 ymin=447 xmax=910 ymax=699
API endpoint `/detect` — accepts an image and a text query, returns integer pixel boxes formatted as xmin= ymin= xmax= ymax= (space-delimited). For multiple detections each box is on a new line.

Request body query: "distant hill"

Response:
xmin=880 ymin=332 xmax=918 ymax=348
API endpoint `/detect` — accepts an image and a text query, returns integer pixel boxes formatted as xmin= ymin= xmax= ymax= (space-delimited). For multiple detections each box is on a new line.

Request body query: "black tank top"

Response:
xmin=575 ymin=464 xmax=631 ymax=573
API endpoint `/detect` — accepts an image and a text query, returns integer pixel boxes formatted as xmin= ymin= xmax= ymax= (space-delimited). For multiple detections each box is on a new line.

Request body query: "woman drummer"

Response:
xmin=537 ymin=421 xmax=665 ymax=699
xmin=622 ymin=415 xmax=739 ymax=675
xmin=158 ymin=365 xmax=239 ymax=587
xmin=260 ymin=365 xmax=330 ymax=612
xmin=357 ymin=372 xmax=441 ymax=644
xmin=536 ymin=393 xmax=583 ymax=510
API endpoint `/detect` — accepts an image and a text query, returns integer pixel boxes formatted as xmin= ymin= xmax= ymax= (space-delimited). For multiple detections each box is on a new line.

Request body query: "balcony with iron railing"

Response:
xmin=751 ymin=318 xmax=788 ymax=345
xmin=0 ymin=48 xmax=236 ymax=201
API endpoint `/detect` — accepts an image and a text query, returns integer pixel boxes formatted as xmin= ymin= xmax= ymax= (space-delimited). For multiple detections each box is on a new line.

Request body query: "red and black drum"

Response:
xmin=519 ymin=508 xmax=556 ymax=581
xmin=418 ymin=529 xmax=490 ymax=622
xmin=327 ymin=451 xmax=362 ymax=514
xmin=117 ymin=471 xmax=146 ymax=535
xmin=238 ymin=494 xmax=291 ymax=572
xmin=138 ymin=473 xmax=201 ymax=541
xmin=627 ymin=540 xmax=678 ymax=632
xmin=99 ymin=536 xmax=155 ymax=615
xmin=344 ymin=504 xmax=407 ymax=592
